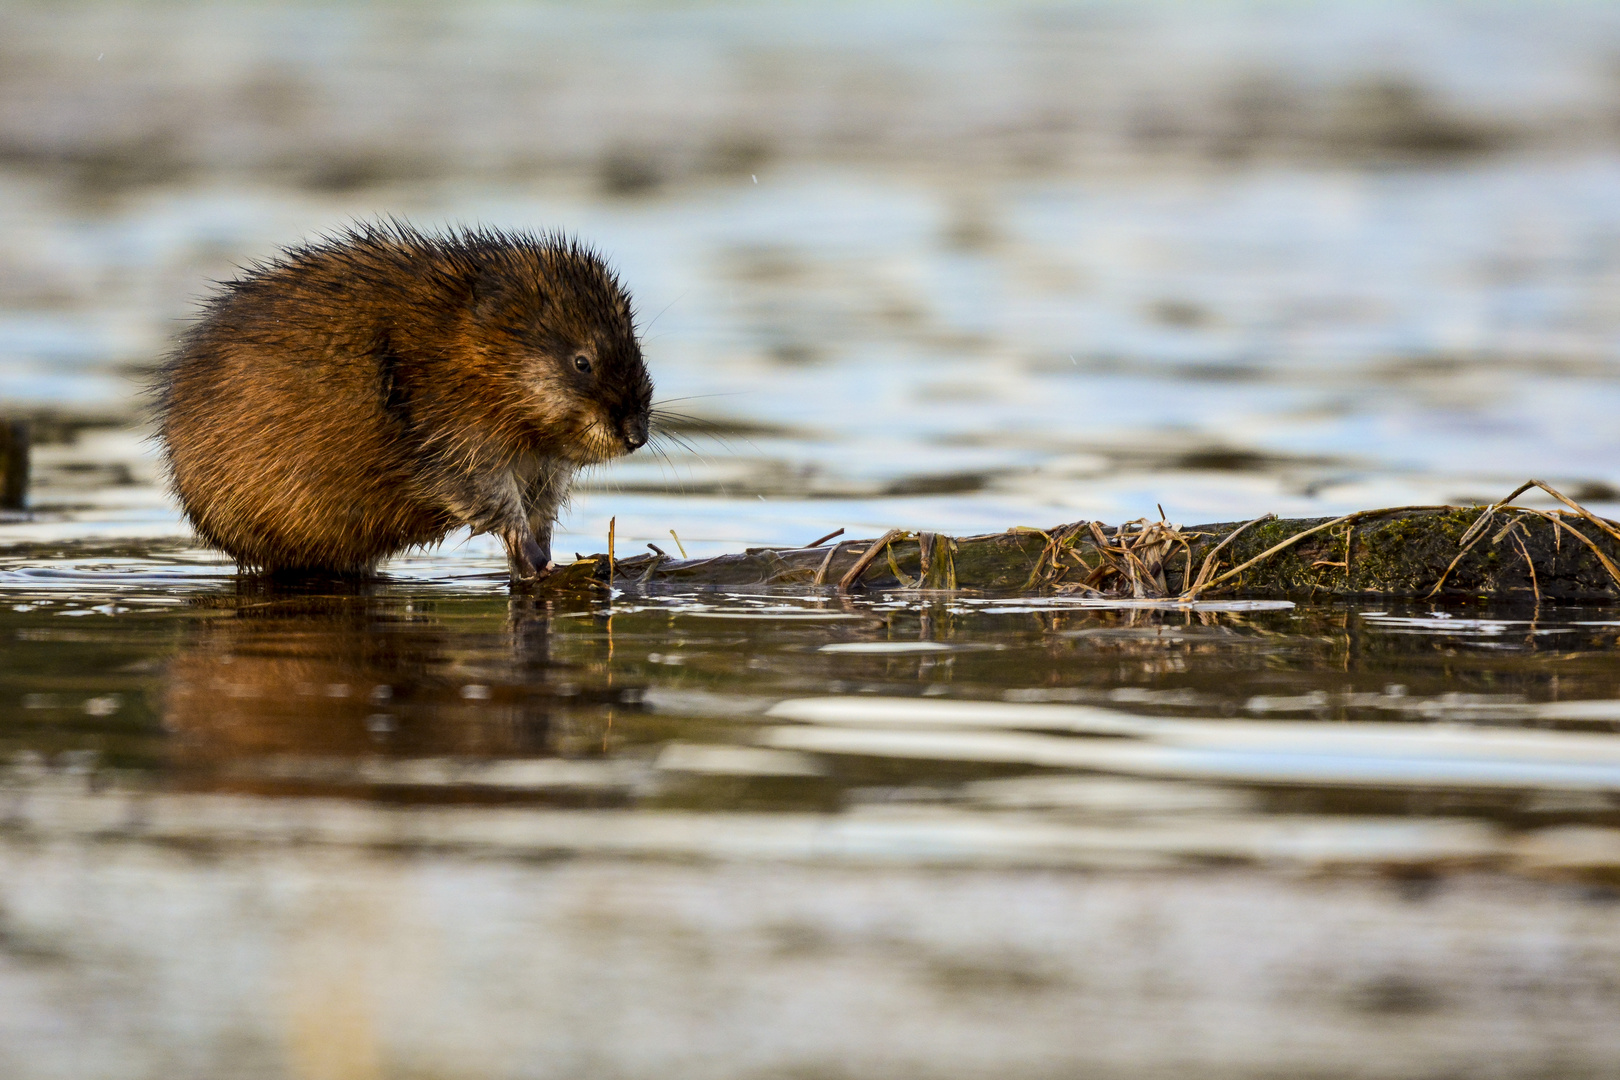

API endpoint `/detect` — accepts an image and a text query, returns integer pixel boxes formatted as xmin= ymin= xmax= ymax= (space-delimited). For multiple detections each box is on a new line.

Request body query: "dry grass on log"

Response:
xmin=537 ymin=480 xmax=1620 ymax=601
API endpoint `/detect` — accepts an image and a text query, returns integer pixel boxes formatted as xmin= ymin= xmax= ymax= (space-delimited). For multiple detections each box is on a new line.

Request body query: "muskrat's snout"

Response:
xmin=617 ymin=367 xmax=652 ymax=453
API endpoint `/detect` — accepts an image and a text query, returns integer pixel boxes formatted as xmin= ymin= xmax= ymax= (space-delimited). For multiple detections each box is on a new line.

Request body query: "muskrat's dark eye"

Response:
xmin=573 ymin=355 xmax=592 ymax=374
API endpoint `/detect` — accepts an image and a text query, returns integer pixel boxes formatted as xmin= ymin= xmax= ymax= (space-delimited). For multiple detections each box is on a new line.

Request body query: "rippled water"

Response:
xmin=6 ymin=561 xmax=1620 ymax=831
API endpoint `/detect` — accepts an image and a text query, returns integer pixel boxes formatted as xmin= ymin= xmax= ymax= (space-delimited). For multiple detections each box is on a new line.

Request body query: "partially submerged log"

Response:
xmin=540 ymin=482 xmax=1620 ymax=601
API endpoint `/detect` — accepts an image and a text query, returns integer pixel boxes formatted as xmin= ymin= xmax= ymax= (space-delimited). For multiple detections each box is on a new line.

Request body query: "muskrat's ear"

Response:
xmin=468 ymin=263 xmax=543 ymax=326
xmin=468 ymin=265 xmax=509 ymax=323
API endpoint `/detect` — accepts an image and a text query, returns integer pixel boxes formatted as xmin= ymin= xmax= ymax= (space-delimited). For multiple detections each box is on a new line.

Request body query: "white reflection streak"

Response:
xmin=763 ymin=697 xmax=1620 ymax=789
xmin=763 ymin=724 xmax=1620 ymax=792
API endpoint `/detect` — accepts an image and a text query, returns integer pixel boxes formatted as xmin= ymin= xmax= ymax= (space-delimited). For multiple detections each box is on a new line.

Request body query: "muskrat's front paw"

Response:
xmin=508 ymin=560 xmax=559 ymax=586
xmin=503 ymin=531 xmax=554 ymax=582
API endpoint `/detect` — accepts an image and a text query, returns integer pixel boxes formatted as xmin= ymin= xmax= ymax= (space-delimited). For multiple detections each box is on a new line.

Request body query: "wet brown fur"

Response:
xmin=154 ymin=221 xmax=652 ymax=578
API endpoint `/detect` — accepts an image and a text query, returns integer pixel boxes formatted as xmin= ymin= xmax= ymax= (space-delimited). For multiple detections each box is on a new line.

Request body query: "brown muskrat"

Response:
xmin=154 ymin=222 xmax=652 ymax=580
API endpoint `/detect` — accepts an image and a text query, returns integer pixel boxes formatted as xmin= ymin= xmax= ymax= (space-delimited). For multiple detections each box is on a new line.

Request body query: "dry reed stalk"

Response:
xmin=1181 ymin=513 xmax=1273 ymax=598
xmin=911 ymin=531 xmax=960 ymax=590
xmin=1523 ymin=479 xmax=1620 ymax=545
xmin=837 ymin=529 xmax=905 ymax=592
xmin=1426 ymin=527 xmax=1493 ymax=598
xmin=1188 ymin=512 xmax=1360 ymax=598
xmin=884 ymin=544 xmax=917 ymax=587
xmin=1010 ymin=526 xmax=1056 ymax=591
xmin=1428 ymin=480 xmax=1620 ymax=597
xmin=1061 ymin=518 xmax=1183 ymax=598
xmin=1508 ymin=525 xmax=1540 ymax=610
xmin=1521 ymin=509 xmax=1620 ymax=591
xmin=1016 ymin=522 xmax=1093 ymax=591
xmin=917 ymin=531 xmax=935 ymax=588
xmin=812 ymin=541 xmax=845 ymax=586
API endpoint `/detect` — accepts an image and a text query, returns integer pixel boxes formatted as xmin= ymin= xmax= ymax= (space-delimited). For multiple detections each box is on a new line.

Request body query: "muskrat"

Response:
xmin=154 ymin=222 xmax=652 ymax=581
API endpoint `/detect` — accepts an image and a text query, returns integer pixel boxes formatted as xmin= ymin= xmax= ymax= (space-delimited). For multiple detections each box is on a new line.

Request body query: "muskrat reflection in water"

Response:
xmin=161 ymin=593 xmax=626 ymax=790
xmin=154 ymin=222 xmax=653 ymax=582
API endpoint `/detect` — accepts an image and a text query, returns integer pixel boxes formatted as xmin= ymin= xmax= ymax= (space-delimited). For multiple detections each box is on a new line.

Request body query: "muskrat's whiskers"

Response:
xmin=648 ymin=407 xmax=732 ymax=430
xmin=649 ymin=443 xmax=697 ymax=496
xmin=646 ymin=430 xmax=716 ymax=464
xmin=650 ymin=429 xmax=702 ymax=456
xmin=650 ymin=392 xmax=747 ymax=406
xmin=644 ymin=437 xmax=701 ymax=488
xmin=649 ymin=417 xmax=755 ymax=457
xmin=640 ymin=291 xmax=687 ymax=334
xmin=659 ymin=422 xmax=764 ymax=457
xmin=648 ymin=432 xmax=728 ymax=474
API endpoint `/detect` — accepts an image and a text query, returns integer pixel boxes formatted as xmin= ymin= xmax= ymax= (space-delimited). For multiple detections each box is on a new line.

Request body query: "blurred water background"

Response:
xmin=7 ymin=4 xmax=1620 ymax=1078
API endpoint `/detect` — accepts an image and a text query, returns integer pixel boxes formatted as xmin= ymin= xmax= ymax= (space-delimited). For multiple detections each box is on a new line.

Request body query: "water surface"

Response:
xmin=5 ymin=551 xmax=1620 ymax=860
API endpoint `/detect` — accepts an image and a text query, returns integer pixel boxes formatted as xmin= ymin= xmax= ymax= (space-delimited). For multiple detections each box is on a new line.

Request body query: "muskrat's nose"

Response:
xmin=623 ymin=418 xmax=648 ymax=450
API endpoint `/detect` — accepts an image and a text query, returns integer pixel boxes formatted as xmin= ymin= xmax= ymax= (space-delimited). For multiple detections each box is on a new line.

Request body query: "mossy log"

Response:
xmin=538 ymin=503 xmax=1620 ymax=601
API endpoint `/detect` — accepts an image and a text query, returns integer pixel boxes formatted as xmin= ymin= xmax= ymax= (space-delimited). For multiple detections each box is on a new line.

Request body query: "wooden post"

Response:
xmin=0 ymin=419 xmax=27 ymax=510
